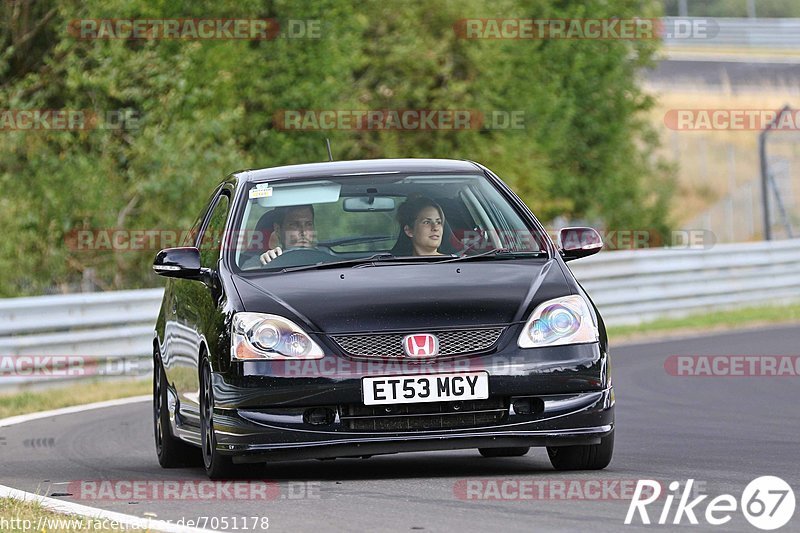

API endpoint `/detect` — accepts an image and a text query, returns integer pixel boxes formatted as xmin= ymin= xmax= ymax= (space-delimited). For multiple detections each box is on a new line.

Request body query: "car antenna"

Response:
xmin=325 ymin=138 xmax=334 ymax=161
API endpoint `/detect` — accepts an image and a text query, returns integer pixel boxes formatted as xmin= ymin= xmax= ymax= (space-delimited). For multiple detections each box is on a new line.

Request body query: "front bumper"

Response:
xmin=198 ymin=342 xmax=614 ymax=462
xmin=220 ymin=388 xmax=614 ymax=463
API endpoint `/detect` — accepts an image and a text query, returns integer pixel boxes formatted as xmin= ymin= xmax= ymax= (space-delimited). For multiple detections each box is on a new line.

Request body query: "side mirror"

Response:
xmin=153 ymin=247 xmax=202 ymax=279
xmin=558 ymin=227 xmax=603 ymax=261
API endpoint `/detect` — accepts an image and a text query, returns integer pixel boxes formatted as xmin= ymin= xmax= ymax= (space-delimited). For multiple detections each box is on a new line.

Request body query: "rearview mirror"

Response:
xmin=153 ymin=247 xmax=202 ymax=279
xmin=558 ymin=227 xmax=603 ymax=261
xmin=343 ymin=196 xmax=396 ymax=212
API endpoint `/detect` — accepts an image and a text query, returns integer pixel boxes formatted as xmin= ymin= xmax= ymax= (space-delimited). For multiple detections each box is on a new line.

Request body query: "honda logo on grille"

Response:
xmin=402 ymin=334 xmax=439 ymax=357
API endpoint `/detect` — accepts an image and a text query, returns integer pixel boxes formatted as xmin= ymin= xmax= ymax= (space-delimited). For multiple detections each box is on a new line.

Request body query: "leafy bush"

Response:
xmin=0 ymin=0 xmax=673 ymax=296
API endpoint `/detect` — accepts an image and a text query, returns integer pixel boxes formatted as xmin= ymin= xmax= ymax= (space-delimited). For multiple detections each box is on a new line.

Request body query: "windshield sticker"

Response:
xmin=249 ymin=186 xmax=273 ymax=199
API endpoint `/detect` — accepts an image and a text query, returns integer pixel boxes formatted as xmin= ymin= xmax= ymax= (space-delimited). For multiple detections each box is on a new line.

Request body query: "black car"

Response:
xmin=152 ymin=158 xmax=613 ymax=479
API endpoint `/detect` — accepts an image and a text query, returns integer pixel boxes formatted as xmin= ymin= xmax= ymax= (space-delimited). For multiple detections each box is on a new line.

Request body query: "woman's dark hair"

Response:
xmin=397 ymin=195 xmax=444 ymax=229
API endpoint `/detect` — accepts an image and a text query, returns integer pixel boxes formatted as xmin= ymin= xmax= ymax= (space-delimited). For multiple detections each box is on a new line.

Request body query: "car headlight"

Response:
xmin=517 ymin=295 xmax=599 ymax=348
xmin=232 ymin=312 xmax=324 ymax=360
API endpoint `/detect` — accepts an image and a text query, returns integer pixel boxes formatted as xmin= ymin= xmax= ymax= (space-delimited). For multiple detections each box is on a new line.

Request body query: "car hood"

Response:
xmin=232 ymin=259 xmax=571 ymax=334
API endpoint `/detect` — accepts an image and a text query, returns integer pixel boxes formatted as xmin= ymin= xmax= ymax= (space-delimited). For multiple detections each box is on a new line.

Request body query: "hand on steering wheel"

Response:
xmin=257 ymin=247 xmax=334 ymax=268
xmin=259 ymin=246 xmax=283 ymax=265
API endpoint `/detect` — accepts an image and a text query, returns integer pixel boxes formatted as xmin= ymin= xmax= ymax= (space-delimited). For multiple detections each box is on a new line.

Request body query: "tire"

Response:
xmin=547 ymin=430 xmax=614 ymax=471
xmin=200 ymin=358 xmax=243 ymax=479
xmin=153 ymin=349 xmax=201 ymax=468
xmin=478 ymin=447 xmax=530 ymax=458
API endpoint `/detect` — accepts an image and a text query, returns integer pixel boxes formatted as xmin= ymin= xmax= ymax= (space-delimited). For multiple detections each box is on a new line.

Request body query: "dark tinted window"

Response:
xmin=199 ymin=193 xmax=230 ymax=268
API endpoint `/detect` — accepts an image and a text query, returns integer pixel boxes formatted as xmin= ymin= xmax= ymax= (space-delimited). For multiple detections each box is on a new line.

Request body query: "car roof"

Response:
xmin=233 ymin=158 xmax=484 ymax=183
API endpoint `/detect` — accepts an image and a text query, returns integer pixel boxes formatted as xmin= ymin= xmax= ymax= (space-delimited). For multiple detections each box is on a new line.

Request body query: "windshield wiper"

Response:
xmin=272 ymin=248 xmax=544 ymax=273
xmin=442 ymin=248 xmax=548 ymax=263
xmin=318 ymin=235 xmax=394 ymax=247
xmin=279 ymin=252 xmax=459 ymax=273
xmin=279 ymin=253 xmax=398 ymax=273
xmin=350 ymin=254 xmax=458 ymax=268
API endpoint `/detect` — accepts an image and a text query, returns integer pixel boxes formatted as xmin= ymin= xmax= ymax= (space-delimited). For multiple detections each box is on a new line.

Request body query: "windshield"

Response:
xmin=232 ymin=172 xmax=549 ymax=272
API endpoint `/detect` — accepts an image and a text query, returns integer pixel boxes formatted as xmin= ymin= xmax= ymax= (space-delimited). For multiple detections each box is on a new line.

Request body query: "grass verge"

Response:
xmin=0 ymin=497 xmax=137 ymax=532
xmin=0 ymin=380 xmax=154 ymax=531
xmin=0 ymin=379 xmax=150 ymax=419
xmin=608 ymin=302 xmax=800 ymax=343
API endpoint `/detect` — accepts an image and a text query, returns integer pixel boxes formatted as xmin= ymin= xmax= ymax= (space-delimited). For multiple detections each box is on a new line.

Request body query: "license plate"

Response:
xmin=362 ymin=372 xmax=489 ymax=406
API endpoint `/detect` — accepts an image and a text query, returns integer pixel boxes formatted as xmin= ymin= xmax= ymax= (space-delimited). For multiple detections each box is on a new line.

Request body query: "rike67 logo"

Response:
xmin=625 ymin=477 xmax=795 ymax=530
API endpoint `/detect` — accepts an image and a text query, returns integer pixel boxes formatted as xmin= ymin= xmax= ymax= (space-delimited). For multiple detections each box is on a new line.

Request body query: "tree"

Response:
xmin=0 ymin=0 xmax=673 ymax=296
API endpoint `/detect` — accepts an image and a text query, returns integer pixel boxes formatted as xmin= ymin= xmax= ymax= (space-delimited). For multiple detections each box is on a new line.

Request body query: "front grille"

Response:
xmin=341 ymin=398 xmax=508 ymax=431
xmin=331 ymin=328 xmax=504 ymax=358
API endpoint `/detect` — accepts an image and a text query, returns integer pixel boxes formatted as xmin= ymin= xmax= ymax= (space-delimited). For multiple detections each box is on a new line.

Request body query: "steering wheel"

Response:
xmin=258 ymin=247 xmax=334 ymax=268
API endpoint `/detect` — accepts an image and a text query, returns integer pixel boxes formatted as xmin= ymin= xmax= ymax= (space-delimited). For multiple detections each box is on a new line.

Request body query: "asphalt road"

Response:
xmin=1 ymin=324 xmax=798 ymax=532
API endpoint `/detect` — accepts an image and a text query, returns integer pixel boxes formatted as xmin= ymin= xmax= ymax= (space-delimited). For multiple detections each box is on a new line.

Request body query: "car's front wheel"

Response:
xmin=478 ymin=447 xmax=530 ymax=458
xmin=153 ymin=349 xmax=200 ymax=468
xmin=200 ymin=358 xmax=242 ymax=479
xmin=547 ymin=430 xmax=614 ymax=471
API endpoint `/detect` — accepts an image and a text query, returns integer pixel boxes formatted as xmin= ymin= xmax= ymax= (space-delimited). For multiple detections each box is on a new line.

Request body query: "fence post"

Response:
xmin=759 ymin=105 xmax=792 ymax=241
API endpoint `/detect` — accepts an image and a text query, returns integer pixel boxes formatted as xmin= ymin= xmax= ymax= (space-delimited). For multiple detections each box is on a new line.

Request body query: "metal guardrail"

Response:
xmin=0 ymin=289 xmax=162 ymax=389
xmin=662 ymin=17 xmax=800 ymax=49
xmin=2 ymin=239 xmax=800 ymax=388
xmin=569 ymin=239 xmax=800 ymax=324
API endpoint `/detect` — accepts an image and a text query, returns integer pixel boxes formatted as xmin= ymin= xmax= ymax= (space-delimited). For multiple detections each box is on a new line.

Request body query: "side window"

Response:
xmin=182 ymin=187 xmax=219 ymax=246
xmin=182 ymin=213 xmax=205 ymax=247
xmin=198 ymin=193 xmax=230 ymax=268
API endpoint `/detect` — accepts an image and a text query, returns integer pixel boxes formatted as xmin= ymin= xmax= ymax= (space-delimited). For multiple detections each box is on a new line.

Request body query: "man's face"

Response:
xmin=277 ymin=207 xmax=315 ymax=248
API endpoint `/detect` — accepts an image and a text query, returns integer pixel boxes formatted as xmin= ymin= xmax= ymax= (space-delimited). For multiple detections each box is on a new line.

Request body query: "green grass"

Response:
xmin=608 ymin=302 xmax=800 ymax=342
xmin=0 ymin=497 xmax=138 ymax=532
xmin=0 ymin=379 xmax=150 ymax=419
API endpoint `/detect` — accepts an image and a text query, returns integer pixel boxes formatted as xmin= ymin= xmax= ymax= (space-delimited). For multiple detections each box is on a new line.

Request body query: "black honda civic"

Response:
xmin=152 ymin=158 xmax=613 ymax=479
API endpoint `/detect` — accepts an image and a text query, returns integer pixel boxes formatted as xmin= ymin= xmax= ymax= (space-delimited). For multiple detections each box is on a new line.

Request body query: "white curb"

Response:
xmin=0 ymin=395 xmax=218 ymax=532
xmin=0 ymin=483 xmax=217 ymax=533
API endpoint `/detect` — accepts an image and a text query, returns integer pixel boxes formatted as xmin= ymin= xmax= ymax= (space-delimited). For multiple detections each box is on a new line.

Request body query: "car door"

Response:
xmin=168 ymin=187 xmax=232 ymax=426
